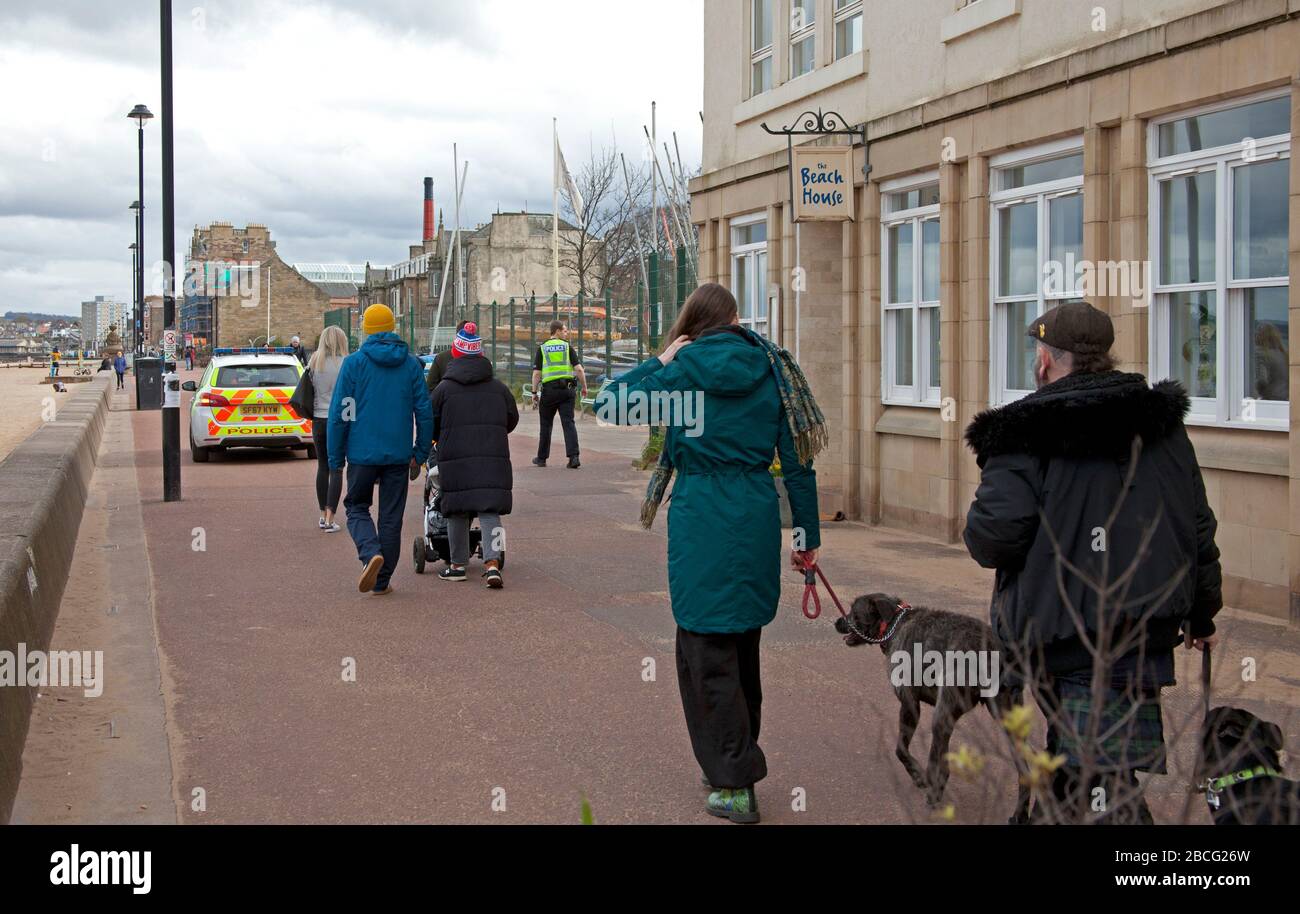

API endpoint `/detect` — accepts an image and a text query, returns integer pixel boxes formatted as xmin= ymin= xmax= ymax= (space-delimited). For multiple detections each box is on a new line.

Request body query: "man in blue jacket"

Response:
xmin=329 ymin=304 xmax=433 ymax=595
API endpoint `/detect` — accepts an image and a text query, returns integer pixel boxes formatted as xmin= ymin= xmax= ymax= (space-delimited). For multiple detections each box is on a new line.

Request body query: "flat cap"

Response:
xmin=1027 ymin=302 xmax=1114 ymax=355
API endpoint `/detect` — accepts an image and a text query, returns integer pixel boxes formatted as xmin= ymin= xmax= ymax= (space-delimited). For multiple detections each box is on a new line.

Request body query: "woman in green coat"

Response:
xmin=593 ymin=283 xmax=824 ymax=824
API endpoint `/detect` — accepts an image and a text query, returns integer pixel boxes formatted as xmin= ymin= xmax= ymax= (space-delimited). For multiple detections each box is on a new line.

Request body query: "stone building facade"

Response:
xmin=462 ymin=212 xmax=589 ymax=305
xmin=359 ymin=210 xmax=592 ymax=349
xmin=357 ymin=224 xmax=440 ymax=341
xmin=692 ymin=0 xmax=1300 ymax=623
xmin=187 ymin=223 xmax=330 ymax=348
xmin=141 ymin=295 xmax=164 ymax=347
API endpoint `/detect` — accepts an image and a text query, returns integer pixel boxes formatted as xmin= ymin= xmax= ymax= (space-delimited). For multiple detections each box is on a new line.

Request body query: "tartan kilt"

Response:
xmin=1043 ymin=679 xmax=1167 ymax=774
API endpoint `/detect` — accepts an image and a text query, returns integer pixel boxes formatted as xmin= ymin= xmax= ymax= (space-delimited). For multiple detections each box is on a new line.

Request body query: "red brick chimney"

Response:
xmin=423 ymin=177 xmax=434 ymax=242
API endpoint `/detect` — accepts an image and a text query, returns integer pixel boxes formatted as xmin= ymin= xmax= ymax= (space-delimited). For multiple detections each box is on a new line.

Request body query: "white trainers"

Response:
xmin=323 ymin=522 xmax=340 ymax=532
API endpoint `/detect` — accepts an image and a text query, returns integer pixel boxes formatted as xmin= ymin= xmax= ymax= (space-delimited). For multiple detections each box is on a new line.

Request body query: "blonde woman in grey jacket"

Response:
xmin=309 ymin=326 xmax=349 ymax=531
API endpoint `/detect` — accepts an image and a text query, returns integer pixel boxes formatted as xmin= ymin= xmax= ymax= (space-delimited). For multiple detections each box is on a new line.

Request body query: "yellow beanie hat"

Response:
xmin=362 ymin=303 xmax=396 ymax=335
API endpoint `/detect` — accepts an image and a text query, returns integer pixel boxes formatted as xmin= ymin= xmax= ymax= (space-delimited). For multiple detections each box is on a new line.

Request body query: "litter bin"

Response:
xmin=135 ymin=356 xmax=163 ymax=410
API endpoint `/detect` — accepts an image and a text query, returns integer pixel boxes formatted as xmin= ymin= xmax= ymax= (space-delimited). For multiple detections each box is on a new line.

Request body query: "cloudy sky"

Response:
xmin=0 ymin=0 xmax=703 ymax=316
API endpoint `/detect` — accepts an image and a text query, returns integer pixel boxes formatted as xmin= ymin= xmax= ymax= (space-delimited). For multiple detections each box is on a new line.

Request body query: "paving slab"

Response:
xmin=18 ymin=372 xmax=1300 ymax=824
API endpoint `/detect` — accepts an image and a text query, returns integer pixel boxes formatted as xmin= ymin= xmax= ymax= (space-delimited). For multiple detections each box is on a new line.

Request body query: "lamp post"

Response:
xmin=129 ymin=202 xmax=141 ymax=351
xmin=127 ymin=105 xmax=152 ymax=358
xmin=158 ymin=0 xmax=181 ymax=501
xmin=128 ymin=241 xmax=138 ymax=351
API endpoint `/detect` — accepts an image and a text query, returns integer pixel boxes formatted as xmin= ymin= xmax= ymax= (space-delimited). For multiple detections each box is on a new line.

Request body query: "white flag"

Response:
xmin=555 ymin=133 xmax=585 ymax=225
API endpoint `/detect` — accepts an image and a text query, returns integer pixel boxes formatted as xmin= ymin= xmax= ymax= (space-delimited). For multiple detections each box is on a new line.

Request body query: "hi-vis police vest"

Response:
xmin=540 ymin=338 xmax=575 ymax=384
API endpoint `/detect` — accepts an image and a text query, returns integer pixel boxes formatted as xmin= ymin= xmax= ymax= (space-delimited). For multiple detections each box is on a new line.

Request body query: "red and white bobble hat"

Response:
xmin=452 ymin=321 xmax=482 ymax=358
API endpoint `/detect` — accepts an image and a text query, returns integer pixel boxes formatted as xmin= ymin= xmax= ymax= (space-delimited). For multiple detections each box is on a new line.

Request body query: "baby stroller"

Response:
xmin=412 ymin=445 xmax=503 ymax=573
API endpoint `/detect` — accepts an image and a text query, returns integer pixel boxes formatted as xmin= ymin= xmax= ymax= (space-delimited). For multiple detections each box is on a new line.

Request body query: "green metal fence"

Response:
xmin=395 ymin=242 xmax=699 ymax=388
xmin=323 ymin=305 xmax=355 ymax=351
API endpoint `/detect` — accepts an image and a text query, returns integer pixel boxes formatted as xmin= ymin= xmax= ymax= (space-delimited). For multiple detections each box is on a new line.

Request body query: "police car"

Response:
xmin=181 ymin=347 xmax=312 ymax=462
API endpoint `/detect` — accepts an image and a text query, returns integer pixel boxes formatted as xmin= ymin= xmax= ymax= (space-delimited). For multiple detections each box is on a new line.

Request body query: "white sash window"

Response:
xmin=750 ymin=0 xmax=773 ymax=96
xmin=731 ymin=214 xmax=769 ymax=338
xmin=881 ymin=174 xmax=941 ymax=405
xmin=989 ymin=137 xmax=1085 ymax=405
xmin=1148 ymin=91 xmax=1291 ymax=428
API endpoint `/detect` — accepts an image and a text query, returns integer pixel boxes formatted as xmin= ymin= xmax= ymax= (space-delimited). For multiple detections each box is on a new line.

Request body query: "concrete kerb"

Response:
xmin=0 ymin=373 xmax=113 ymax=822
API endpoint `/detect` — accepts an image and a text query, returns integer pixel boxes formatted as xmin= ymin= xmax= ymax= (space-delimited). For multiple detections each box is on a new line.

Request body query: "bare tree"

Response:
xmin=556 ymin=138 xmax=698 ymax=305
xmin=558 ymin=144 xmax=644 ymax=299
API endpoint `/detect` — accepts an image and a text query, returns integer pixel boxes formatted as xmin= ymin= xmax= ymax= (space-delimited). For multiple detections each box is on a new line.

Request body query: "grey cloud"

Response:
xmin=0 ymin=0 xmax=701 ymax=314
xmin=0 ymin=0 xmax=489 ymax=54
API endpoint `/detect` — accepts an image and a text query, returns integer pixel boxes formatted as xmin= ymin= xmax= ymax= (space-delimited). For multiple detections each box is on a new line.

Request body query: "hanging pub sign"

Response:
xmin=791 ymin=145 xmax=854 ymax=222
xmin=762 ymin=109 xmax=869 ymax=223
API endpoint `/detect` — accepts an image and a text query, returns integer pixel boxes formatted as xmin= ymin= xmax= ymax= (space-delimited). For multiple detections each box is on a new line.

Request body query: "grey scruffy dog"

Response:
xmin=835 ymin=593 xmax=1032 ymax=823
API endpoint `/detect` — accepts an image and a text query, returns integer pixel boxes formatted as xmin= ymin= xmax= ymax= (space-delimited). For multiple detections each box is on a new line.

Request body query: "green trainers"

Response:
xmin=706 ymin=787 xmax=760 ymax=824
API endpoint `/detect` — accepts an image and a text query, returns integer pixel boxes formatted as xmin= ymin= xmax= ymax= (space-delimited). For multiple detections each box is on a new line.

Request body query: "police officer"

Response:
xmin=531 ymin=320 xmax=587 ymax=468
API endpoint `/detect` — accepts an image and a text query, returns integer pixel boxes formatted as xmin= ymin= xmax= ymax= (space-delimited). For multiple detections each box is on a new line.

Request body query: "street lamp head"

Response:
xmin=129 ymin=200 xmax=141 ymax=211
xmin=129 ymin=243 xmax=138 ymax=250
xmin=127 ymin=104 xmax=154 ymax=126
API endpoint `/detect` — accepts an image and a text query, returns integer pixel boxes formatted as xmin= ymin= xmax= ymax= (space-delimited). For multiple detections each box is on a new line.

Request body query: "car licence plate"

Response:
xmin=241 ymin=405 xmax=280 ymax=416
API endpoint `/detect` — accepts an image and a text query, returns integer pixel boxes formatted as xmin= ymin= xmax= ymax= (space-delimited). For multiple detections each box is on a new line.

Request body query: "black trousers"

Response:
xmin=1045 ymin=768 xmax=1155 ymax=824
xmin=536 ymin=383 xmax=579 ymax=460
xmin=675 ymin=626 xmax=767 ymax=789
xmin=311 ymin=420 xmax=342 ymax=514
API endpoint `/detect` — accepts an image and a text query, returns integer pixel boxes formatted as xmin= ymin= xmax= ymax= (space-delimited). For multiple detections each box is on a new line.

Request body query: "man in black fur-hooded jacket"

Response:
xmin=963 ymin=301 xmax=1222 ymax=823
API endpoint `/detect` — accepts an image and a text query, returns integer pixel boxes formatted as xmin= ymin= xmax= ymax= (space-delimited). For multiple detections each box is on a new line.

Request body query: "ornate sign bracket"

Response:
xmin=760 ymin=108 xmax=871 ymax=214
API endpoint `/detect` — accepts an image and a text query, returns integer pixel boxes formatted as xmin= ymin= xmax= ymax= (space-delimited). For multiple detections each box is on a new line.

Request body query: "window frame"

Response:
xmin=789 ymin=0 xmax=817 ymax=80
xmin=749 ymin=0 xmax=774 ymax=97
xmin=988 ymin=137 xmax=1086 ymax=406
xmin=730 ymin=212 xmax=770 ymax=338
xmin=833 ymin=0 xmax=863 ymax=61
xmin=1147 ymin=89 xmax=1291 ymax=429
xmin=880 ymin=171 xmax=942 ymax=407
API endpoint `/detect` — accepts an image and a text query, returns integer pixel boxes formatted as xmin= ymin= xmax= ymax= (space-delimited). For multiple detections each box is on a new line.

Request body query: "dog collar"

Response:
xmin=1201 ymin=765 xmax=1281 ymax=810
xmin=863 ymin=605 xmax=909 ymax=645
xmin=1209 ymin=765 xmax=1281 ymax=793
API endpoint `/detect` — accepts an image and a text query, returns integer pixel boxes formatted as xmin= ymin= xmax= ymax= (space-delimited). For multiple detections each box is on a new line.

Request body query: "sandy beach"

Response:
xmin=0 ymin=365 xmax=98 ymax=463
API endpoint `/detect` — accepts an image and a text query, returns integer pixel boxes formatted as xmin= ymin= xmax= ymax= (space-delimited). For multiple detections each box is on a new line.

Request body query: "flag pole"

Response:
xmin=453 ymin=142 xmax=461 ymax=313
xmin=651 ymin=102 xmax=657 ymax=262
xmin=661 ymin=141 xmax=691 ymax=264
xmin=552 ymin=118 xmax=560 ymax=300
xmin=433 ymin=159 xmax=469 ymax=349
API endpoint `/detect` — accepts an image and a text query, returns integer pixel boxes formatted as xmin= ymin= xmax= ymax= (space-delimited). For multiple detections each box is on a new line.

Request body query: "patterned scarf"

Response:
xmin=640 ymin=327 xmax=827 ymax=529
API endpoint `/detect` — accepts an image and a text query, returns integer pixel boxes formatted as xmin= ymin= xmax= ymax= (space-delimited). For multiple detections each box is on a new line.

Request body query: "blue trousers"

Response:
xmin=344 ymin=463 xmax=409 ymax=589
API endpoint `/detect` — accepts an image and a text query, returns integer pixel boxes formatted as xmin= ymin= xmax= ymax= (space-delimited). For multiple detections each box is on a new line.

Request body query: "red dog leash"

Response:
xmin=799 ymin=554 xmax=845 ymax=620
xmin=799 ymin=554 xmax=911 ymax=643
